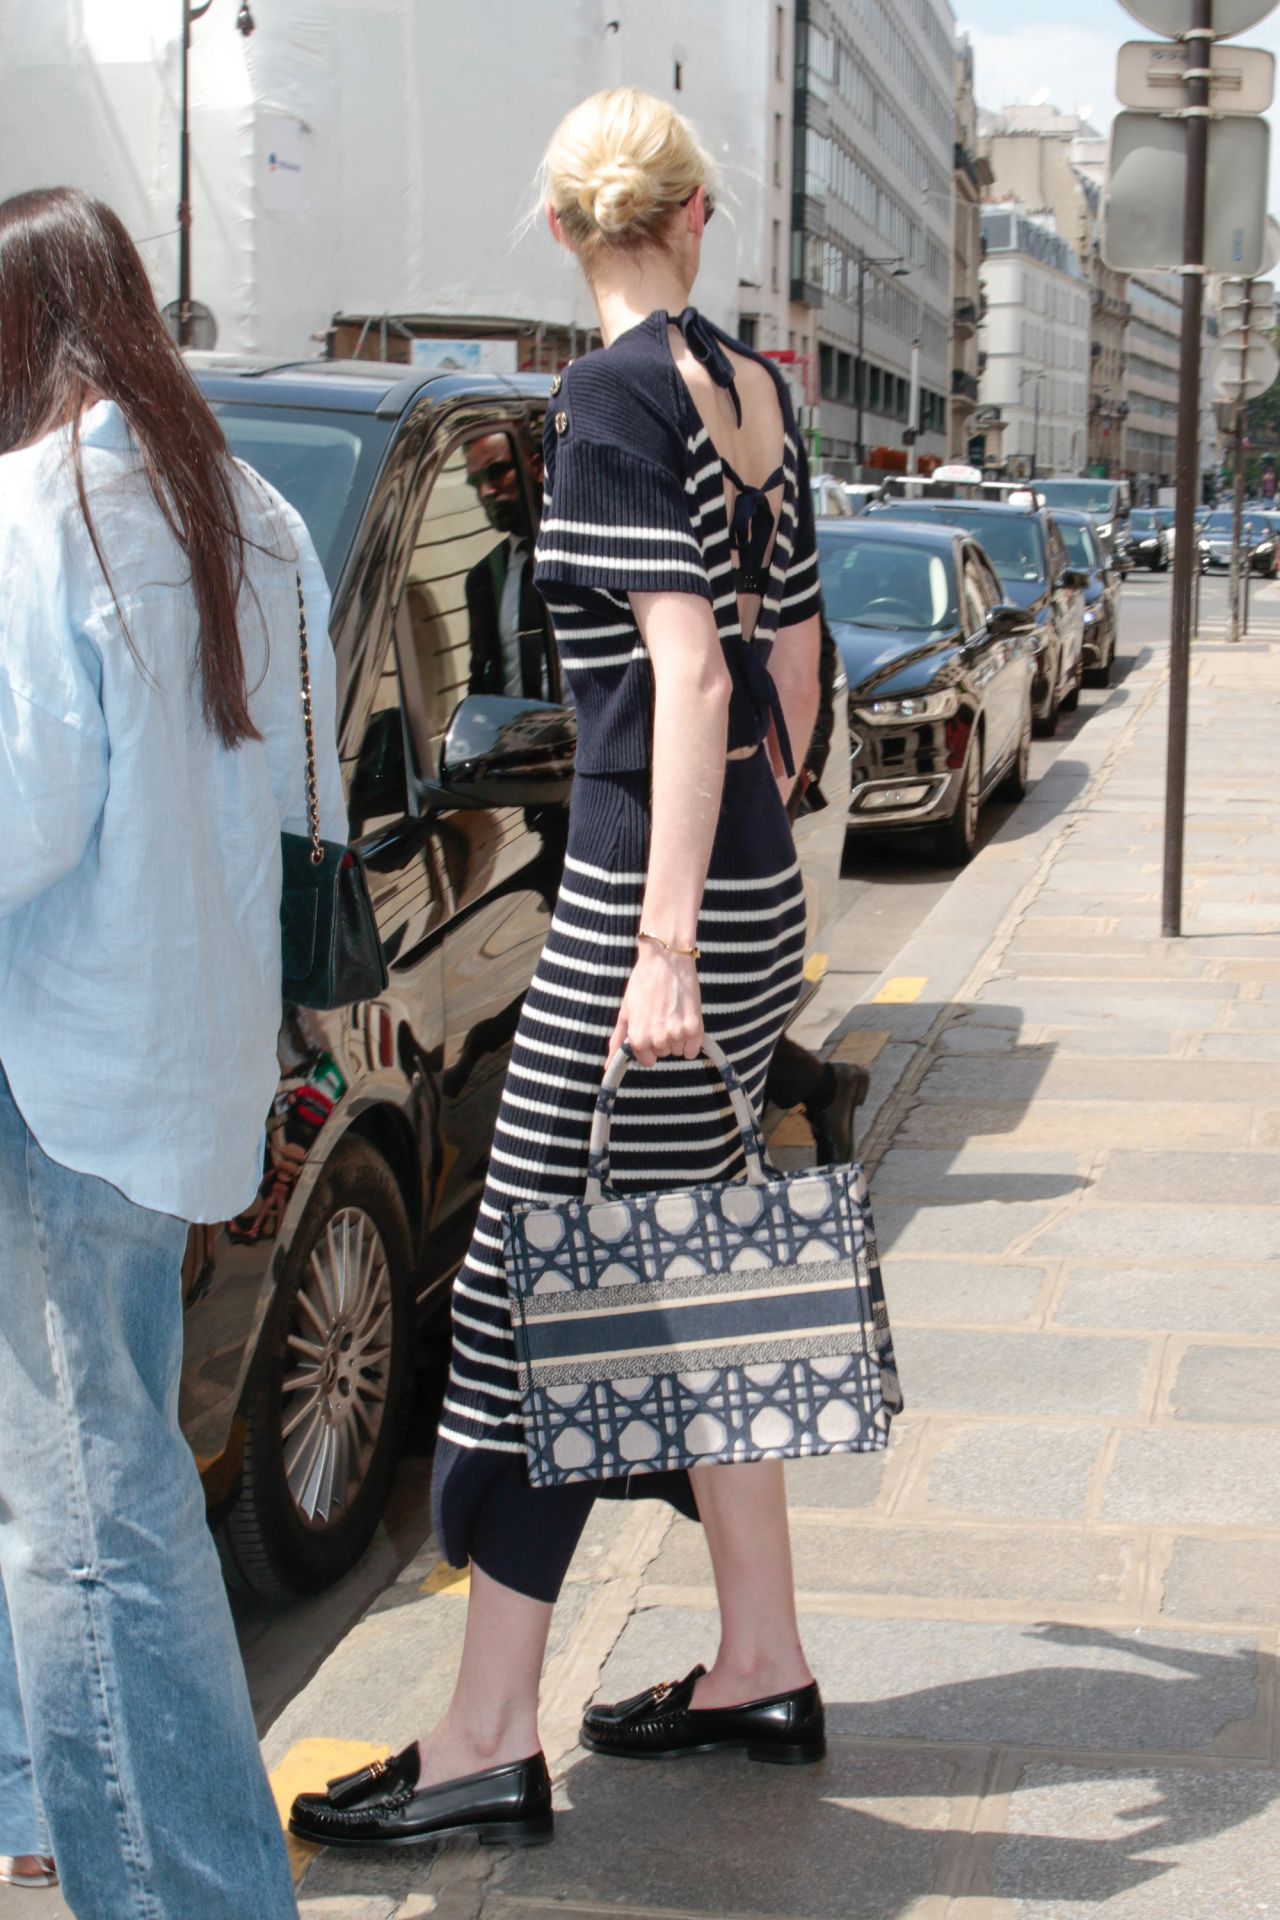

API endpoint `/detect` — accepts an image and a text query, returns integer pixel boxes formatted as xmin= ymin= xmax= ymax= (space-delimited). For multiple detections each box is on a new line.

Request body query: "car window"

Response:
xmin=1046 ymin=522 xmax=1070 ymax=581
xmin=961 ymin=553 xmax=995 ymax=635
xmin=212 ymin=404 xmax=392 ymax=590
xmin=816 ymin=534 xmax=956 ymax=630
xmin=394 ymin=426 xmax=553 ymax=779
xmin=875 ymin=507 xmax=1045 ymax=583
xmin=1058 ymin=521 xmax=1100 ymax=569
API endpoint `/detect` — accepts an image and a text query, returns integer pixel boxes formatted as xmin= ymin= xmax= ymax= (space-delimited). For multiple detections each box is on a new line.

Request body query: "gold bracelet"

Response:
xmin=639 ymin=929 xmax=701 ymax=960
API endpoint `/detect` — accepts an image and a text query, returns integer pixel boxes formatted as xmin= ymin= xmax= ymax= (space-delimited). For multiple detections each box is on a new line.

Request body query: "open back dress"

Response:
xmin=431 ymin=308 xmax=823 ymax=1601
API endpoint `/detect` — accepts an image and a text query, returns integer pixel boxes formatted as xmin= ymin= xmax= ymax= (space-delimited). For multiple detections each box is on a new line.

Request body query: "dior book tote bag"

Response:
xmin=502 ymin=1037 xmax=903 ymax=1489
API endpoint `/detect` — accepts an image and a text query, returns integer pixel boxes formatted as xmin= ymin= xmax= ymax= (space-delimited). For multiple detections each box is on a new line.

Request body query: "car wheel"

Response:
xmin=1085 ymin=630 xmax=1114 ymax=688
xmin=223 ymin=1136 xmax=415 ymax=1600
xmin=998 ymin=697 xmax=1033 ymax=801
xmin=936 ymin=734 xmax=982 ymax=866
xmin=1060 ymin=651 xmax=1083 ymax=713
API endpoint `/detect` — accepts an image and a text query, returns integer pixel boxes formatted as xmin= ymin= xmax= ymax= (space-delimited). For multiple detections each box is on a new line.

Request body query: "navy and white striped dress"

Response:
xmin=432 ymin=309 xmax=823 ymax=1599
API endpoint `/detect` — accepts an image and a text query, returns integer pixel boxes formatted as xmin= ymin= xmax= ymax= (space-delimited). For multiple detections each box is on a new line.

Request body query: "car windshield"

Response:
xmin=1058 ymin=521 xmax=1100 ymax=568
xmin=877 ymin=507 xmax=1044 ymax=583
xmin=1204 ymin=512 xmax=1264 ymax=539
xmin=1156 ymin=509 xmax=1176 ymax=528
xmin=817 ymin=533 xmax=956 ymax=630
xmin=1131 ymin=510 xmax=1159 ymax=531
xmin=1037 ymin=480 xmax=1117 ymax=516
xmin=211 ymin=404 xmax=393 ymax=590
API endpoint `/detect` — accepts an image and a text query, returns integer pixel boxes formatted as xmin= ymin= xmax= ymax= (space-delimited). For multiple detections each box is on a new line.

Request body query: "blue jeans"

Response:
xmin=0 ymin=1067 xmax=297 ymax=1919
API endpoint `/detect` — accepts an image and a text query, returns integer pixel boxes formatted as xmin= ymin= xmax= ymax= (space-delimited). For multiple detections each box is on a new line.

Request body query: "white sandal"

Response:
xmin=0 ymin=1855 xmax=58 ymax=1889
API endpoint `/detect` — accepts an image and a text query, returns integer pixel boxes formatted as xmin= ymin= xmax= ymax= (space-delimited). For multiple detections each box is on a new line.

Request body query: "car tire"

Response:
xmin=998 ymin=698 xmax=1033 ymax=801
xmin=1085 ymin=632 xmax=1114 ymax=689
xmin=1032 ymin=650 xmax=1060 ymax=738
xmin=936 ymin=734 xmax=982 ymax=867
xmin=1060 ymin=652 xmax=1084 ymax=713
xmin=222 ymin=1136 xmax=415 ymax=1600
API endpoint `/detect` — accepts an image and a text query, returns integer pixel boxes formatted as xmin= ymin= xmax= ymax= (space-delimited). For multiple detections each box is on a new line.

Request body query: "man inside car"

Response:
xmin=465 ymin=430 xmax=549 ymax=699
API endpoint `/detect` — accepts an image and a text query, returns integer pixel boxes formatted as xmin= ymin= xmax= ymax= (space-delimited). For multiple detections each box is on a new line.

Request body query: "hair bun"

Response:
xmin=584 ymin=160 xmax=655 ymax=235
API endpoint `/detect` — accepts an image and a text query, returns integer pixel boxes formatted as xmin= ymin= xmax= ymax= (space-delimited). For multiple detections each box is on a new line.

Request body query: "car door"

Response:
xmin=959 ymin=542 xmax=1017 ymax=779
xmin=390 ymin=418 xmax=569 ymax=1270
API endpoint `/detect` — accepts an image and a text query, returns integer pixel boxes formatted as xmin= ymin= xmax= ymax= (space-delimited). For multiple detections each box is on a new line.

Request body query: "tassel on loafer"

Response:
xmin=582 ymin=1664 xmax=826 ymax=1765
xmin=289 ymin=1742 xmax=554 ymax=1850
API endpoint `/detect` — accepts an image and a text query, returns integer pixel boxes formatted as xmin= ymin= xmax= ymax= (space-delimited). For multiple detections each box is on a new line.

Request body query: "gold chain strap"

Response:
xmin=296 ymin=572 xmax=324 ymax=867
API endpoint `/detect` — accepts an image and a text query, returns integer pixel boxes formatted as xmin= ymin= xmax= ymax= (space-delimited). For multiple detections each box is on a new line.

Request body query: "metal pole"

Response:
xmin=176 ymin=0 xmax=212 ymax=348
xmin=1230 ymin=396 xmax=1247 ymax=642
xmin=1161 ymin=0 xmax=1212 ymax=938
xmin=1032 ymin=377 xmax=1042 ymax=479
xmin=1244 ymin=545 xmax=1251 ymax=634
xmin=855 ymin=254 xmax=866 ymax=477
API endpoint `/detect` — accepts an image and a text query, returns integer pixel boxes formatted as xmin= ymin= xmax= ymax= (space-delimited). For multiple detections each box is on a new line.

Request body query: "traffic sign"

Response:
xmin=1116 ymin=39 xmax=1275 ymax=110
xmin=1120 ymin=0 xmax=1277 ymax=37
xmin=1211 ymin=334 xmax=1280 ymax=398
xmin=1102 ymin=112 xmax=1269 ymax=272
xmin=1218 ymin=275 xmax=1275 ymax=309
xmin=1258 ymin=215 xmax=1280 ymax=275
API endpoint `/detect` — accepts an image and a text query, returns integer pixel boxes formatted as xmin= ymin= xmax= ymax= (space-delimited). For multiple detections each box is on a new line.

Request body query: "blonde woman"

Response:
xmin=292 ymin=88 xmax=825 ymax=1852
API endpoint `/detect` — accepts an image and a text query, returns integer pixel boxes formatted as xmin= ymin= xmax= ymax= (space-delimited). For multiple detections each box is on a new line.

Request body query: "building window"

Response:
xmin=776 ymin=4 xmax=785 ymax=78
xmin=869 ymin=366 xmax=882 ymax=410
xmin=738 ymin=315 xmax=759 ymax=349
xmin=837 ymin=350 xmax=852 ymax=403
xmin=674 ymin=60 xmax=683 ymax=91
xmin=819 ymin=342 xmax=836 ymax=400
xmin=771 ymin=219 xmax=781 ymax=294
xmin=773 ymin=112 xmax=783 ymax=188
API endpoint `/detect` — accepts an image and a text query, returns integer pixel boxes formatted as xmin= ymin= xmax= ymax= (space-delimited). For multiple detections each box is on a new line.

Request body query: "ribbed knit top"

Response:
xmin=533 ymin=308 xmax=821 ymax=776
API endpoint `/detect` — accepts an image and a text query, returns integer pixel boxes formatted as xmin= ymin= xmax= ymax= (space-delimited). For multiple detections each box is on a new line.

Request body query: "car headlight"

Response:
xmin=1083 ymin=607 xmax=1098 ymax=624
xmin=1097 ymin=521 xmax=1113 ymax=540
xmin=854 ymin=690 xmax=960 ymax=724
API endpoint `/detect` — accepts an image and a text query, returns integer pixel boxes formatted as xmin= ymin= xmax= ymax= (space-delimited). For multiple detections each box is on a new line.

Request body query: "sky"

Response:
xmin=957 ymin=0 xmax=1280 ymax=206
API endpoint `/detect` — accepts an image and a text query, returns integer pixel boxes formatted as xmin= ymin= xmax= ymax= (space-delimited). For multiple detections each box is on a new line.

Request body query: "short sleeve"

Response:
xmin=535 ymin=430 xmax=712 ymax=602
xmin=779 ymin=432 xmax=822 ymax=629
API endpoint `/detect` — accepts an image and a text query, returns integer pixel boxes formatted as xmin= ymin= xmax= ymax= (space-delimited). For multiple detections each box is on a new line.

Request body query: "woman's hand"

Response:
xmin=608 ymin=943 xmax=704 ymax=1068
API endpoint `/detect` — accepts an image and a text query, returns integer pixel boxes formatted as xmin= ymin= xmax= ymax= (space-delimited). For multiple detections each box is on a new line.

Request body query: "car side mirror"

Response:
xmin=438 ymin=694 xmax=576 ymax=807
xmin=1060 ymin=567 xmax=1089 ymax=590
xmin=988 ymin=601 xmax=1036 ymax=639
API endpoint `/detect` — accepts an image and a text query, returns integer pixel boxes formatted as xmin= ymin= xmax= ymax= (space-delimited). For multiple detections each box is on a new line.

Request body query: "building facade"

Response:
xmin=977 ymin=204 xmax=1090 ymax=477
xmin=980 ymin=107 xmax=1128 ymax=478
xmin=1126 ymin=274 xmax=1181 ymax=495
xmin=789 ymin=0 xmax=956 ymax=479
xmin=949 ymin=36 xmax=993 ymax=461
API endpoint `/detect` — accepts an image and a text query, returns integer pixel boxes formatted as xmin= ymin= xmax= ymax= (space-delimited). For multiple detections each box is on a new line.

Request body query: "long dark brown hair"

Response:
xmin=0 ymin=187 xmax=259 ymax=748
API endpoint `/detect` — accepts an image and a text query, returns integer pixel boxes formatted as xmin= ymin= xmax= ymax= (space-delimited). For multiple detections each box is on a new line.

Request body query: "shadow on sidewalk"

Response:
xmin=479 ymin=1630 xmax=1276 ymax=1920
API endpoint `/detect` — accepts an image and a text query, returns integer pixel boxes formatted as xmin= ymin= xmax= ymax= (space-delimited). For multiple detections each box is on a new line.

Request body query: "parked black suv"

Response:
xmin=183 ymin=357 xmax=850 ymax=1597
xmin=868 ymin=499 xmax=1086 ymax=736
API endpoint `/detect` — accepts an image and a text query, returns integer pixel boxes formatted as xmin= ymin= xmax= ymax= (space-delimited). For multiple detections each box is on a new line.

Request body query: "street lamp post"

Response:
xmin=177 ymin=0 xmax=255 ymax=349
xmin=1020 ymin=368 xmax=1047 ymax=479
xmin=854 ymin=249 xmax=908 ymax=477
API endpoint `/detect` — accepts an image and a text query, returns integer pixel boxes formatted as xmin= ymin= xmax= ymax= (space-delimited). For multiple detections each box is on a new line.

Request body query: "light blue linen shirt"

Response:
xmin=0 ymin=401 xmax=346 ymax=1222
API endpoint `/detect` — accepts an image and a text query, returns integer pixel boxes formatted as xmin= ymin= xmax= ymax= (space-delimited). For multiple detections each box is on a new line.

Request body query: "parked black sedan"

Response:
xmin=1127 ymin=508 xmax=1170 ymax=572
xmin=868 ymin=499 xmax=1086 ymax=737
xmin=817 ymin=519 xmax=1036 ymax=864
xmin=1199 ymin=510 xmax=1279 ymax=576
xmin=184 ymin=357 xmax=850 ymax=1597
xmin=1049 ymin=509 xmax=1120 ymax=686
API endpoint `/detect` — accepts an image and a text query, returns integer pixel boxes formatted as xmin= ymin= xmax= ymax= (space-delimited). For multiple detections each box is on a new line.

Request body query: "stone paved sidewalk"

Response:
xmin=275 ymin=626 xmax=1279 ymax=1919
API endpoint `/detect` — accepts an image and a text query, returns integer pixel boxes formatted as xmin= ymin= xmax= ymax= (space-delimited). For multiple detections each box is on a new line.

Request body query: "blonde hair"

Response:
xmin=539 ymin=88 xmax=715 ymax=258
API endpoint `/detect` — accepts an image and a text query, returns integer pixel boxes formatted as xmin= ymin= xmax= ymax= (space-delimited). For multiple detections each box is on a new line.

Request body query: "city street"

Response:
xmin=14 ymin=570 xmax=1278 ymax=1920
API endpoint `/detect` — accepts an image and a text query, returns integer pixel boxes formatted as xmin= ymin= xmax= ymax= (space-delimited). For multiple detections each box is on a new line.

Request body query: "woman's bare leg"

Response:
xmin=689 ymin=1460 xmax=813 ymax=1709
xmin=416 ymin=1565 xmax=553 ymax=1786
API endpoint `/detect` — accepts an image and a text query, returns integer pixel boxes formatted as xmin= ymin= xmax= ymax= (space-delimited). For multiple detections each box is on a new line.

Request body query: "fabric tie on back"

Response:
xmin=675 ymin=307 xmax=743 ymax=427
xmin=734 ymin=642 xmax=795 ymax=779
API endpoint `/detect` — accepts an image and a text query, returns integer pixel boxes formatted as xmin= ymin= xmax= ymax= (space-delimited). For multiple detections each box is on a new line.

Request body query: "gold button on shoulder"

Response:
xmin=550 ymin=373 xmax=563 ymax=396
xmin=555 ymin=410 xmax=569 ymax=435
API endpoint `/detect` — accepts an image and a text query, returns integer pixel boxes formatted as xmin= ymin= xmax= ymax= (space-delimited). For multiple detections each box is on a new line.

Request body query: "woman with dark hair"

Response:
xmin=0 ymin=187 xmax=343 ymax=1917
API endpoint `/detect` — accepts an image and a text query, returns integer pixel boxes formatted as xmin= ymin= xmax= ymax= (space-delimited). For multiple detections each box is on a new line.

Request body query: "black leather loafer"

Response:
xmin=581 ymin=1665 xmax=825 ymax=1765
xmin=289 ymin=1743 xmax=554 ymax=1849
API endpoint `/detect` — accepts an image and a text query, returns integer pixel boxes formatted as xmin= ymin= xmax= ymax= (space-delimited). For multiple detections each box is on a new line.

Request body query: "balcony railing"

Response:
xmin=953 ymin=297 xmax=979 ymax=333
xmin=953 ymin=141 xmax=981 ymax=194
xmin=952 ymin=368 xmax=981 ymax=402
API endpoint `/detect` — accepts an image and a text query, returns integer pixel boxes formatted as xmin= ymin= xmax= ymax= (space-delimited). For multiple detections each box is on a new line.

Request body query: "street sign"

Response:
xmin=1211 ymin=334 xmax=1280 ymax=398
xmin=1218 ymin=275 xmax=1275 ymax=309
xmin=1116 ymin=39 xmax=1275 ymax=110
xmin=1258 ymin=214 xmax=1280 ymax=275
xmin=1119 ymin=0 xmax=1276 ymax=36
xmin=1102 ymin=113 xmax=1269 ymax=272
xmin=161 ymin=299 xmax=217 ymax=350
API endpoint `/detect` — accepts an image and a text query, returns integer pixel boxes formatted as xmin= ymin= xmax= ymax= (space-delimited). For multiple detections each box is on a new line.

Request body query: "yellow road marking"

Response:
xmin=834 ymin=1030 xmax=889 ymax=1066
xmin=269 ymin=1738 xmax=388 ymax=1885
xmin=874 ymin=976 xmax=926 ymax=1004
xmin=802 ymin=951 xmax=828 ymax=984
xmin=421 ymin=1559 xmax=471 ymax=1597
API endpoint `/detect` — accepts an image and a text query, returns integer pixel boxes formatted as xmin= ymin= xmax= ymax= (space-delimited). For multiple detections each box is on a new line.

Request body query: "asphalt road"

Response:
xmin=224 ymin=565 xmax=1214 ymax=1738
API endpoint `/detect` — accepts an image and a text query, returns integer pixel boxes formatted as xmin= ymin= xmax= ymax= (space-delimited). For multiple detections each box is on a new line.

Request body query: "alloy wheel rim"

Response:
xmin=280 ymin=1207 xmax=393 ymax=1527
xmin=964 ymin=751 xmax=981 ymax=844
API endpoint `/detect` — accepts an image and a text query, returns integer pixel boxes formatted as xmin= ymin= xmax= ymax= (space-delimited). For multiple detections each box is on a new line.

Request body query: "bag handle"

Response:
xmin=295 ymin=572 xmax=324 ymax=869
xmin=584 ymin=1036 xmax=770 ymax=1204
